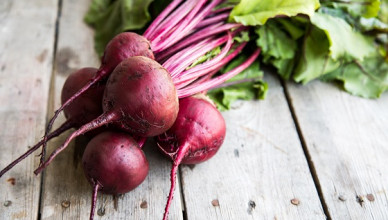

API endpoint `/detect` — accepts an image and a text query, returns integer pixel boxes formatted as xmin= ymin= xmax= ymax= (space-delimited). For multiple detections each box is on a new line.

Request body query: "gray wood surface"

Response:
xmin=181 ymin=74 xmax=326 ymax=220
xmin=0 ymin=0 xmax=58 ymax=219
xmin=40 ymin=0 xmax=183 ymax=219
xmin=1 ymin=0 xmax=388 ymax=220
xmin=286 ymin=80 xmax=388 ymax=219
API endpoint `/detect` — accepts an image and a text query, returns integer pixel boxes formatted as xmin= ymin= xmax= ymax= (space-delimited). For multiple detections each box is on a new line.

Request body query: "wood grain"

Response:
xmin=180 ymin=73 xmax=326 ymax=219
xmin=286 ymin=80 xmax=388 ymax=219
xmin=0 ymin=0 xmax=58 ymax=219
xmin=40 ymin=0 xmax=183 ymax=219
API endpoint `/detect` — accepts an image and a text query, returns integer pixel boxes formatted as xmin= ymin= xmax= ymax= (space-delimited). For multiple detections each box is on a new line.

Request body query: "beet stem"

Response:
xmin=156 ymin=23 xmax=240 ymax=62
xmin=148 ymin=0 xmax=197 ymax=45
xmin=162 ymin=143 xmax=189 ymax=220
xmin=154 ymin=0 xmax=222 ymax=53
xmin=143 ymin=0 xmax=183 ymax=39
xmin=177 ymin=48 xmax=261 ymax=98
xmin=89 ymin=181 xmax=100 ymax=220
xmin=43 ymin=72 xmax=105 ymax=154
xmin=173 ymin=32 xmax=233 ymax=83
xmin=195 ymin=12 xmax=230 ymax=29
xmin=39 ymin=119 xmax=74 ymax=166
xmin=208 ymin=6 xmax=233 ymax=15
xmin=0 ymin=119 xmax=73 ymax=178
xmin=174 ymin=42 xmax=246 ymax=89
xmin=34 ymin=112 xmax=117 ymax=175
xmin=168 ymin=34 xmax=230 ymax=77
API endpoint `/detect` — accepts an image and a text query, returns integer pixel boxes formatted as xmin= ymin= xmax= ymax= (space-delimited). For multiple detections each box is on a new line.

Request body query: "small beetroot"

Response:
xmin=156 ymin=95 xmax=226 ymax=220
xmin=82 ymin=131 xmax=149 ymax=220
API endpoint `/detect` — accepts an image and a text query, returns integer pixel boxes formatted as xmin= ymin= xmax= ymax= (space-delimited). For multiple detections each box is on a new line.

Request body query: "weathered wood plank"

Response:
xmin=40 ymin=0 xmax=183 ymax=219
xmin=286 ymin=80 xmax=388 ymax=219
xmin=0 ymin=0 xmax=58 ymax=219
xmin=181 ymin=73 xmax=326 ymax=219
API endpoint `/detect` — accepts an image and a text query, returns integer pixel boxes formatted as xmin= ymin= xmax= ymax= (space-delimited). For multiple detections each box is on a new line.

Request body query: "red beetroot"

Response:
xmin=34 ymin=56 xmax=178 ymax=174
xmin=82 ymin=131 xmax=149 ymax=220
xmin=44 ymin=32 xmax=155 ymax=148
xmin=156 ymin=95 xmax=226 ymax=220
xmin=61 ymin=67 xmax=105 ymax=128
xmin=0 ymin=67 xmax=104 ymax=178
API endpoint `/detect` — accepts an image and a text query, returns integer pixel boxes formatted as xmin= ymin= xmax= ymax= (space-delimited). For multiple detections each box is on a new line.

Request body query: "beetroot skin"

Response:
xmin=157 ymin=95 xmax=226 ymax=164
xmin=82 ymin=131 xmax=149 ymax=195
xmin=100 ymin=32 xmax=155 ymax=76
xmin=34 ymin=56 xmax=178 ymax=175
xmin=156 ymin=95 xmax=226 ymax=220
xmin=61 ymin=67 xmax=105 ymax=128
xmin=103 ymin=56 xmax=179 ymax=137
xmin=44 ymin=32 xmax=155 ymax=150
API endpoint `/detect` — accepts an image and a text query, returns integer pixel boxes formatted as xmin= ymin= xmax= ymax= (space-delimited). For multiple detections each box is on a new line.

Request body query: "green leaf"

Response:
xmin=276 ymin=18 xmax=305 ymax=40
xmin=208 ymin=81 xmax=268 ymax=111
xmin=380 ymin=0 xmax=388 ymax=23
xmin=311 ymin=12 xmax=375 ymax=61
xmin=256 ymin=20 xmax=297 ymax=79
xmin=229 ymin=0 xmax=320 ymax=26
xmin=321 ymin=55 xmax=388 ymax=98
xmin=208 ymin=56 xmax=267 ymax=111
xmin=334 ymin=0 xmax=380 ymax=18
xmin=294 ymin=25 xmax=340 ymax=83
xmin=359 ymin=17 xmax=388 ymax=32
xmin=85 ymin=0 xmax=154 ymax=56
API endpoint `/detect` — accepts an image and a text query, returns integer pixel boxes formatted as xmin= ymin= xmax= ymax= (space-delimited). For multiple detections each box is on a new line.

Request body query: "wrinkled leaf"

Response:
xmin=359 ymin=17 xmax=388 ymax=32
xmin=311 ymin=12 xmax=375 ymax=61
xmin=229 ymin=0 xmax=320 ymax=26
xmin=334 ymin=0 xmax=380 ymax=18
xmin=256 ymin=20 xmax=297 ymax=79
xmin=321 ymin=55 xmax=388 ymax=98
xmin=208 ymin=56 xmax=267 ymax=110
xmin=294 ymin=25 xmax=340 ymax=83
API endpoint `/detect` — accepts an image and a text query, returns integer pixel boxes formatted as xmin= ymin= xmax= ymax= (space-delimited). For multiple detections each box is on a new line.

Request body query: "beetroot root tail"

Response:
xmin=42 ymin=74 xmax=103 ymax=157
xmin=163 ymin=163 xmax=179 ymax=220
xmin=162 ymin=143 xmax=189 ymax=220
xmin=89 ymin=181 xmax=100 ymax=220
xmin=0 ymin=119 xmax=73 ymax=178
xmin=34 ymin=112 xmax=117 ymax=175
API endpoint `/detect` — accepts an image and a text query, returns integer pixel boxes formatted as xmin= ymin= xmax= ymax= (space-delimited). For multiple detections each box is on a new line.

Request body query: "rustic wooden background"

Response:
xmin=1 ymin=0 xmax=387 ymax=219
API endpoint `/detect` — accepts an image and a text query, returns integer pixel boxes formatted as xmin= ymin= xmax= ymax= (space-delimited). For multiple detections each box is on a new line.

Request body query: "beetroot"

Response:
xmin=156 ymin=95 xmax=226 ymax=220
xmin=43 ymin=32 xmax=154 ymax=148
xmin=61 ymin=67 xmax=105 ymax=128
xmin=34 ymin=56 xmax=178 ymax=174
xmin=82 ymin=131 xmax=149 ymax=220
xmin=0 ymin=67 xmax=104 ymax=178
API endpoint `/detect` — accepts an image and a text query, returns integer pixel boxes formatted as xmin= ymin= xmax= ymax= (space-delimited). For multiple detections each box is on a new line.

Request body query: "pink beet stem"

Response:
xmin=42 ymin=69 xmax=107 ymax=157
xmin=34 ymin=111 xmax=118 ymax=175
xmin=137 ymin=137 xmax=147 ymax=149
xmin=195 ymin=12 xmax=230 ymax=29
xmin=156 ymin=23 xmax=240 ymax=61
xmin=208 ymin=6 xmax=233 ymax=15
xmin=153 ymin=0 xmax=221 ymax=52
xmin=162 ymin=143 xmax=190 ymax=220
xmin=162 ymin=38 xmax=212 ymax=72
xmin=89 ymin=181 xmax=100 ymax=220
xmin=173 ymin=32 xmax=233 ymax=83
xmin=0 ymin=119 xmax=74 ymax=178
xmin=168 ymin=34 xmax=231 ymax=78
xmin=143 ymin=0 xmax=183 ymax=39
xmin=149 ymin=0 xmax=197 ymax=45
xmin=174 ymin=42 xmax=247 ymax=89
xmin=177 ymin=48 xmax=261 ymax=98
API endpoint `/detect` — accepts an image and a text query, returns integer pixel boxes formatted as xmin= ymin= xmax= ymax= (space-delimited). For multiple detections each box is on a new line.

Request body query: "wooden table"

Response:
xmin=1 ymin=0 xmax=387 ymax=219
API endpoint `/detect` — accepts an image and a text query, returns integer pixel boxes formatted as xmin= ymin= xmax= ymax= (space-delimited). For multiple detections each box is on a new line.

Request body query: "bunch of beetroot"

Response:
xmin=0 ymin=1 xmax=261 ymax=219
